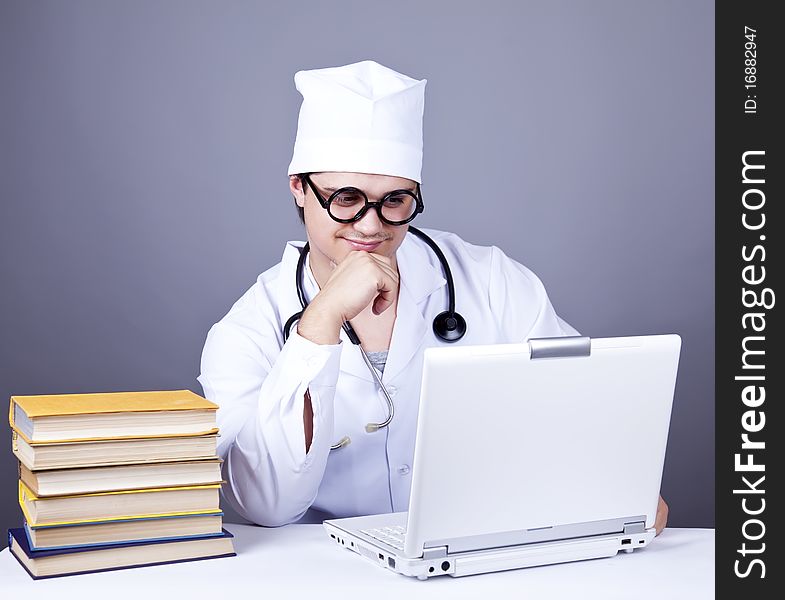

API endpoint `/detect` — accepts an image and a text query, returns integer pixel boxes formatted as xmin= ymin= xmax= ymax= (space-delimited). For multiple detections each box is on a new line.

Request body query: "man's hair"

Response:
xmin=293 ymin=173 xmax=305 ymax=225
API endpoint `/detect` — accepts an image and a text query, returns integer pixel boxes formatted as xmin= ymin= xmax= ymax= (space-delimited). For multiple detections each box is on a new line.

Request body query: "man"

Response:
xmin=198 ymin=60 xmax=668 ymax=531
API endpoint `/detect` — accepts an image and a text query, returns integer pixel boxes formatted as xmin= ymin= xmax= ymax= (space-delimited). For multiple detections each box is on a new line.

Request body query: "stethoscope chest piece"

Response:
xmin=432 ymin=310 xmax=467 ymax=342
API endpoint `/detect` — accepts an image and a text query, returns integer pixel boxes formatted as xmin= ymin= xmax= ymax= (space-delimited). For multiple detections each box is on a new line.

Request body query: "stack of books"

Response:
xmin=7 ymin=390 xmax=236 ymax=579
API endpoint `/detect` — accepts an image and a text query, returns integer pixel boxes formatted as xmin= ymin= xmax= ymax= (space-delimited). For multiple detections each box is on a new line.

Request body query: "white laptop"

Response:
xmin=323 ymin=334 xmax=682 ymax=579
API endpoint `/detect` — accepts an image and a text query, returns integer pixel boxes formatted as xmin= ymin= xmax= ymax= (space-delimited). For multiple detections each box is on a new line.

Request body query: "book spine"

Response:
xmin=8 ymin=398 xmax=16 ymax=431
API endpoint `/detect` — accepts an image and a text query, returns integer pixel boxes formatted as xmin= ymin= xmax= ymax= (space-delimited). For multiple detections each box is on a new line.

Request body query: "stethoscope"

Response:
xmin=282 ymin=226 xmax=466 ymax=450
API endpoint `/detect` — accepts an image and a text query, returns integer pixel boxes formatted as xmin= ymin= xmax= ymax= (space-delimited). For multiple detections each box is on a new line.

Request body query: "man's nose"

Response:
xmin=352 ymin=205 xmax=384 ymax=234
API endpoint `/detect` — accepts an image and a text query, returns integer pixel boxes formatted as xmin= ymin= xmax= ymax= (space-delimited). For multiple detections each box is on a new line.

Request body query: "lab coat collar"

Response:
xmin=277 ymin=231 xmax=447 ymax=383
xmin=396 ymin=231 xmax=448 ymax=305
xmin=383 ymin=232 xmax=447 ymax=382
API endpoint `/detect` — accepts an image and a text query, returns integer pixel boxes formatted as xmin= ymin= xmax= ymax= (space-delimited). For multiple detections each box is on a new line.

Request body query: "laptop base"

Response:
xmin=324 ymin=520 xmax=656 ymax=579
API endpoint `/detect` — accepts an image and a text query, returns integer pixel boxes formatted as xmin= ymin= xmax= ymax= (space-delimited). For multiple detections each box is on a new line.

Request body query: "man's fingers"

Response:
xmin=367 ymin=253 xmax=399 ymax=282
xmin=372 ymin=280 xmax=396 ymax=315
xmin=322 ymin=250 xmax=400 ymax=320
xmin=372 ymin=295 xmax=393 ymax=316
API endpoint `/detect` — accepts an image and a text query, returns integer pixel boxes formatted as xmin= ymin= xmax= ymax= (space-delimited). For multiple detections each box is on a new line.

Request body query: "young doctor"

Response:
xmin=197 ymin=60 xmax=669 ymax=533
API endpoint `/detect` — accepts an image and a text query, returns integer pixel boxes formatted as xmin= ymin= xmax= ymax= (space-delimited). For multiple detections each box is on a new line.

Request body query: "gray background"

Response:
xmin=0 ymin=0 xmax=714 ymax=542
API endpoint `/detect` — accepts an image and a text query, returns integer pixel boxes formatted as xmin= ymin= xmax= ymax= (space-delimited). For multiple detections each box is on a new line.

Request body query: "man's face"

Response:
xmin=290 ymin=171 xmax=416 ymax=274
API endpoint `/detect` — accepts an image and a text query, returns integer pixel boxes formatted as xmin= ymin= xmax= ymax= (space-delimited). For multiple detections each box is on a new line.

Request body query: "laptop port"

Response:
xmin=387 ymin=556 xmax=396 ymax=568
xmin=441 ymin=561 xmax=450 ymax=571
xmin=379 ymin=553 xmax=384 ymax=560
xmin=622 ymin=538 xmax=631 ymax=545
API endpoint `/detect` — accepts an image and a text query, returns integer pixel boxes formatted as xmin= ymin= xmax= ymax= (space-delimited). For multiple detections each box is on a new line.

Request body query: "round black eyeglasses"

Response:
xmin=301 ymin=174 xmax=424 ymax=226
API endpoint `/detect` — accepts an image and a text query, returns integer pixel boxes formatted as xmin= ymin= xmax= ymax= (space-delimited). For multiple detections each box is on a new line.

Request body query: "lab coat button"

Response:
xmin=397 ymin=465 xmax=410 ymax=475
xmin=388 ymin=386 xmax=397 ymax=396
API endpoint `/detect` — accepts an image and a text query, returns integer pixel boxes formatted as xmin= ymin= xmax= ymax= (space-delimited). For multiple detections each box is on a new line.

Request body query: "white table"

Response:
xmin=0 ymin=524 xmax=714 ymax=598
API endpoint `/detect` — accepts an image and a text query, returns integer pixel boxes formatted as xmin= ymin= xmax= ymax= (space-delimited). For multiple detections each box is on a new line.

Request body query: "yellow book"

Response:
xmin=9 ymin=390 xmax=218 ymax=444
xmin=26 ymin=513 xmax=226 ymax=550
xmin=19 ymin=480 xmax=222 ymax=527
xmin=12 ymin=430 xmax=220 ymax=470
xmin=19 ymin=459 xmax=224 ymax=497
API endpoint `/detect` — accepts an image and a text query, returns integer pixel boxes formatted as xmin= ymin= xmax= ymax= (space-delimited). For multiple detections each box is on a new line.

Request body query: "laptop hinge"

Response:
xmin=422 ymin=545 xmax=448 ymax=559
xmin=623 ymin=521 xmax=646 ymax=534
xmin=528 ymin=336 xmax=591 ymax=359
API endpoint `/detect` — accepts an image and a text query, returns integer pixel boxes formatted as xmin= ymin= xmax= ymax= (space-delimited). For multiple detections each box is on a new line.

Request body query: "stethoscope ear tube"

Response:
xmin=408 ymin=227 xmax=464 ymax=334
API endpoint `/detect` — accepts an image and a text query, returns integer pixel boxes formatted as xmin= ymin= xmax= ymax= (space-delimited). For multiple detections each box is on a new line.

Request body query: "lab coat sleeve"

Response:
xmin=198 ymin=322 xmax=342 ymax=526
xmin=487 ymin=245 xmax=580 ymax=339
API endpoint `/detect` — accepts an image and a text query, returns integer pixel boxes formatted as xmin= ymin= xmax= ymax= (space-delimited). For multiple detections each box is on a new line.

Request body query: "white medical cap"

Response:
xmin=287 ymin=60 xmax=427 ymax=183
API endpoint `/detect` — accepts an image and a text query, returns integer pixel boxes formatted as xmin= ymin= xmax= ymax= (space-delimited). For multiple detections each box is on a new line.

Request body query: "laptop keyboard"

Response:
xmin=360 ymin=525 xmax=407 ymax=550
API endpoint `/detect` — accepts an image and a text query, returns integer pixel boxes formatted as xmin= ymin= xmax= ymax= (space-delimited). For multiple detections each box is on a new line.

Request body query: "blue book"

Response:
xmin=8 ymin=526 xmax=236 ymax=580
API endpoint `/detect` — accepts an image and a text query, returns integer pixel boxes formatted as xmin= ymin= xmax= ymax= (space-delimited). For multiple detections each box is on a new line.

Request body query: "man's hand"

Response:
xmin=297 ymin=251 xmax=399 ymax=345
xmin=654 ymin=495 xmax=669 ymax=535
xmin=297 ymin=251 xmax=399 ymax=453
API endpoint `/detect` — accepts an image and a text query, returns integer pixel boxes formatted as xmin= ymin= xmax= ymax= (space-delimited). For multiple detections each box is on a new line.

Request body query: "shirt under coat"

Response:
xmin=197 ymin=228 xmax=578 ymax=526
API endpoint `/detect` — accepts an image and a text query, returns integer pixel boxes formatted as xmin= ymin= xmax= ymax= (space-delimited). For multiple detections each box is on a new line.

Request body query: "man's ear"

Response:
xmin=290 ymin=175 xmax=306 ymax=208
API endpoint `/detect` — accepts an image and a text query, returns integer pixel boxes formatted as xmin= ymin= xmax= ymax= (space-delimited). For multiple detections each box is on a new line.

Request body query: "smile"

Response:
xmin=344 ymin=239 xmax=384 ymax=251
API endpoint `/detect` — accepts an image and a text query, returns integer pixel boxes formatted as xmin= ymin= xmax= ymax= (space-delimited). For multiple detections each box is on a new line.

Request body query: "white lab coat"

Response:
xmin=197 ymin=228 xmax=577 ymax=526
